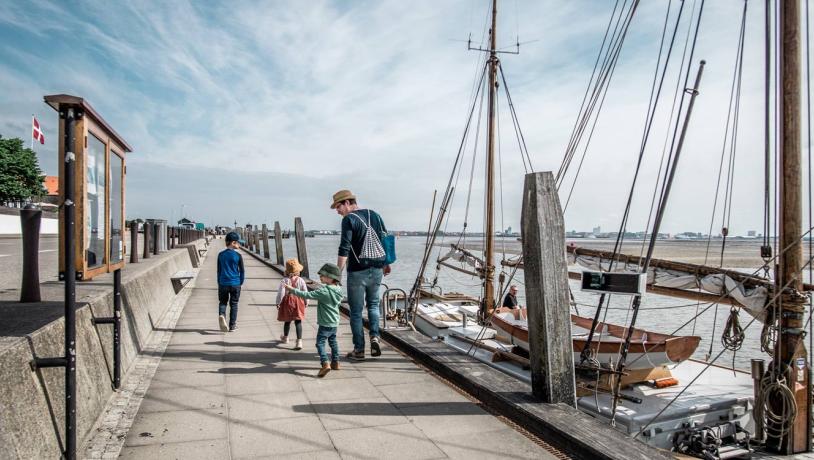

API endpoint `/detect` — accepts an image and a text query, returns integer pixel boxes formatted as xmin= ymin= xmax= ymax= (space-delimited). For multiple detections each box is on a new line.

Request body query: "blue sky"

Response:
xmin=0 ymin=1 xmax=801 ymax=235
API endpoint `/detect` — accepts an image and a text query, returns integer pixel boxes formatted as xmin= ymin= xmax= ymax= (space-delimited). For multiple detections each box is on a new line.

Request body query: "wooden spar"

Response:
xmin=564 ymin=245 xmax=814 ymax=290
xmin=438 ymin=260 xmax=481 ymax=278
xmin=482 ymin=0 xmax=498 ymax=318
xmin=772 ymin=0 xmax=810 ymax=453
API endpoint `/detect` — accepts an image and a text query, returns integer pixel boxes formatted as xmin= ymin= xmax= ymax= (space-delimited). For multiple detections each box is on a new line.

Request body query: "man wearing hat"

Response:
xmin=331 ymin=189 xmax=391 ymax=360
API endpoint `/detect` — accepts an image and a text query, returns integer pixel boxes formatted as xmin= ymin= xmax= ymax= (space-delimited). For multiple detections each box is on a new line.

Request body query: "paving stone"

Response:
xmin=401 ymin=402 xmax=507 ymax=438
xmin=149 ymin=368 xmax=226 ymax=389
xmin=225 ymin=372 xmax=302 ymax=395
xmin=431 ymin=425 xmax=555 ymax=459
xmin=119 ymin=439 xmax=229 ymax=459
xmin=125 ymin=408 xmax=227 ymax=446
xmin=227 ymin=391 xmax=313 ymax=422
xmin=229 ymin=416 xmax=333 ymax=459
xmin=138 ymin=386 xmax=227 ymax=413
xmin=311 ymin=396 xmax=409 ymax=431
xmin=301 ymin=377 xmax=383 ymax=403
xmin=377 ymin=380 xmax=470 ymax=408
xmin=328 ymin=423 xmax=447 ymax=460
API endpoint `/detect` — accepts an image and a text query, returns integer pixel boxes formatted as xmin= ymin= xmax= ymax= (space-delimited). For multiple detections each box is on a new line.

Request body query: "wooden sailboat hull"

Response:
xmin=489 ymin=311 xmax=701 ymax=370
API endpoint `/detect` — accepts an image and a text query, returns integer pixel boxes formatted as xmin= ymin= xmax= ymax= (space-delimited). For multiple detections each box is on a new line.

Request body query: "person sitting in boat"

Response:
xmin=502 ymin=285 xmax=520 ymax=309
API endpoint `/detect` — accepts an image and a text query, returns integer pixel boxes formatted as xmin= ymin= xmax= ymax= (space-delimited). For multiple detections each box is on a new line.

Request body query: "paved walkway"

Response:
xmin=118 ymin=247 xmax=555 ymax=459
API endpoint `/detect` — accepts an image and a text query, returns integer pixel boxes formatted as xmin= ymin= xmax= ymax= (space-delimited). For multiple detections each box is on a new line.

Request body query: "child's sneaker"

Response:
xmin=229 ymin=324 xmax=237 ymax=332
xmin=318 ymin=362 xmax=331 ymax=377
xmin=218 ymin=315 xmax=228 ymax=332
xmin=294 ymin=339 xmax=303 ymax=350
xmin=280 ymin=335 xmax=289 ymax=344
xmin=330 ymin=361 xmax=340 ymax=370
xmin=370 ymin=336 xmax=382 ymax=357
xmin=346 ymin=350 xmax=365 ymax=361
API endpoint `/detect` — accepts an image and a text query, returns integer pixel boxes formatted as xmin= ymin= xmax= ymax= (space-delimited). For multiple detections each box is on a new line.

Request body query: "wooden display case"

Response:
xmin=46 ymin=94 xmax=133 ymax=281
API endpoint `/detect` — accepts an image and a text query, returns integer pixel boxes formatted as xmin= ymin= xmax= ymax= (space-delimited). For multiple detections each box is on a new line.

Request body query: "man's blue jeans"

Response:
xmin=347 ymin=267 xmax=382 ymax=352
xmin=315 ymin=325 xmax=339 ymax=364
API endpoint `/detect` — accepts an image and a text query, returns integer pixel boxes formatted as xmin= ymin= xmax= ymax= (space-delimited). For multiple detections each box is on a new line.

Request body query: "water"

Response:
xmin=271 ymin=235 xmax=801 ymax=370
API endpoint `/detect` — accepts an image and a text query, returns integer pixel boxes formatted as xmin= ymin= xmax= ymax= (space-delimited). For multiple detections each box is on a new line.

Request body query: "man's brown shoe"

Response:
xmin=318 ymin=362 xmax=331 ymax=378
xmin=330 ymin=361 xmax=340 ymax=370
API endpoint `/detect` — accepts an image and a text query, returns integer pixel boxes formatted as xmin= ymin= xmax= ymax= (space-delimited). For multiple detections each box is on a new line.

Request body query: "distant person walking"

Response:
xmin=285 ymin=263 xmax=344 ymax=377
xmin=217 ymin=232 xmax=245 ymax=332
xmin=277 ymin=258 xmax=308 ymax=350
xmin=331 ymin=189 xmax=390 ymax=361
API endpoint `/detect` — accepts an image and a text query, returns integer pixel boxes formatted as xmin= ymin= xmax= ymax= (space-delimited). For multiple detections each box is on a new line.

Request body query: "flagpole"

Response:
xmin=30 ymin=114 xmax=34 ymax=150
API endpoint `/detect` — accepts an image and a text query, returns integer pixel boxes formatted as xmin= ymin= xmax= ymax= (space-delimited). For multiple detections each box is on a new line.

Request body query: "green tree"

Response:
xmin=0 ymin=135 xmax=47 ymax=204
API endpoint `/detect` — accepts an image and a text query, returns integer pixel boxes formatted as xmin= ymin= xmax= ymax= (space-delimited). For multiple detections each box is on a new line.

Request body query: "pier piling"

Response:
xmin=262 ymin=224 xmax=270 ymax=259
xmin=274 ymin=221 xmax=284 ymax=265
xmin=294 ymin=217 xmax=309 ymax=278
xmin=520 ymin=171 xmax=575 ymax=405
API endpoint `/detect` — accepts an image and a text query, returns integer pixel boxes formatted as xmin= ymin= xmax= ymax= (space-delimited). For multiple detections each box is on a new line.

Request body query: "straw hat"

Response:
xmin=285 ymin=258 xmax=304 ymax=275
xmin=330 ymin=189 xmax=356 ymax=209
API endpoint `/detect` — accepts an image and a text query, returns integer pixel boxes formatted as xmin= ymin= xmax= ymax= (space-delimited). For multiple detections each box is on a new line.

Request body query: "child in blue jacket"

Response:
xmin=217 ymin=232 xmax=245 ymax=332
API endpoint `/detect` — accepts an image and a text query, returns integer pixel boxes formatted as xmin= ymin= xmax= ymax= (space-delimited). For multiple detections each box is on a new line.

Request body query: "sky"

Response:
xmin=0 ymin=0 xmax=809 ymax=235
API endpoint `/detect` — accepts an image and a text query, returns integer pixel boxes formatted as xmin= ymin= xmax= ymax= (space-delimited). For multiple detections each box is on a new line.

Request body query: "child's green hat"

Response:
xmin=317 ymin=263 xmax=342 ymax=282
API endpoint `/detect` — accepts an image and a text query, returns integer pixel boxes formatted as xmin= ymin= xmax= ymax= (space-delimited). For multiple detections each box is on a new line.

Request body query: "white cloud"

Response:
xmin=0 ymin=0 xmax=805 ymax=235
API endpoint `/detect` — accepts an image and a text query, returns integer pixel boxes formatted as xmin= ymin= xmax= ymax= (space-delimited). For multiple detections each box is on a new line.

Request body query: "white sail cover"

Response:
xmin=569 ymin=253 xmax=768 ymax=321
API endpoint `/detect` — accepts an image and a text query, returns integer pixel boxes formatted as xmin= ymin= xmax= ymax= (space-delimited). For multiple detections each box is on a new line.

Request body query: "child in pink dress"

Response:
xmin=277 ymin=258 xmax=308 ymax=350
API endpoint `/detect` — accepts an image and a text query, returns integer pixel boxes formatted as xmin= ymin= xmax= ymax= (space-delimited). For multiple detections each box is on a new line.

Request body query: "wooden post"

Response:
xmin=262 ymin=224 xmax=270 ymax=259
xmin=294 ymin=217 xmax=310 ymax=279
xmin=274 ymin=221 xmax=284 ymax=265
xmin=520 ymin=171 xmax=575 ymax=405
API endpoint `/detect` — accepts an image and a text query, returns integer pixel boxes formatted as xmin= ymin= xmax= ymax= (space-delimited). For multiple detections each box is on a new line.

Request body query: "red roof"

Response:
xmin=43 ymin=176 xmax=59 ymax=196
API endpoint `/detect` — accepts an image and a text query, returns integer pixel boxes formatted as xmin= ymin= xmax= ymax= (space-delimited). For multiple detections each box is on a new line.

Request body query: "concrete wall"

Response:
xmin=0 ymin=213 xmax=58 ymax=235
xmin=0 ymin=239 xmax=207 ymax=459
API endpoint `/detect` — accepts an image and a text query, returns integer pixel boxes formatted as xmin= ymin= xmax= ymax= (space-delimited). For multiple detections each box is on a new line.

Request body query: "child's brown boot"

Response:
xmin=330 ymin=361 xmax=340 ymax=370
xmin=318 ymin=362 xmax=331 ymax=378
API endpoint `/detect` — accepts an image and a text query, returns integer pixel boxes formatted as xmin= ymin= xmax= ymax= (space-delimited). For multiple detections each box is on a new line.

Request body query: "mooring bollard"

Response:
xmin=20 ymin=205 xmax=42 ymax=302
xmin=153 ymin=222 xmax=160 ymax=255
xmin=143 ymin=222 xmax=152 ymax=259
xmin=130 ymin=221 xmax=138 ymax=263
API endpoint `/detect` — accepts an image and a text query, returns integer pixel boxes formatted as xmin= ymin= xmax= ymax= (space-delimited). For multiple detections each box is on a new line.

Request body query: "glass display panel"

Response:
xmin=110 ymin=151 xmax=123 ymax=264
xmin=86 ymin=134 xmax=106 ymax=269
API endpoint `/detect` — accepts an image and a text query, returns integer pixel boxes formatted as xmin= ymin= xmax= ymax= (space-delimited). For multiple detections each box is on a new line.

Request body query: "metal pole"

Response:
xmin=20 ymin=205 xmax=42 ymax=302
xmin=129 ymin=221 xmax=138 ymax=263
xmin=112 ymin=268 xmax=121 ymax=388
xmin=63 ymin=106 xmax=78 ymax=460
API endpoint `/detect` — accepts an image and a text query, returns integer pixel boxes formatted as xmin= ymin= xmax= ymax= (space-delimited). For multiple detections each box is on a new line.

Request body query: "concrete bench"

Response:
xmin=171 ymin=271 xmax=195 ymax=293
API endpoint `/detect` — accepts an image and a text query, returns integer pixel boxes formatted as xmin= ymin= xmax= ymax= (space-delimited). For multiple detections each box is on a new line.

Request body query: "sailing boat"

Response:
xmin=402 ymin=0 xmax=797 ymax=455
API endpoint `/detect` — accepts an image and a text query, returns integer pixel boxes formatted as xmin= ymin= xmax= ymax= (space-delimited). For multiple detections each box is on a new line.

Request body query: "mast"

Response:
xmin=483 ymin=0 xmax=498 ymax=317
xmin=772 ymin=0 xmax=811 ymax=453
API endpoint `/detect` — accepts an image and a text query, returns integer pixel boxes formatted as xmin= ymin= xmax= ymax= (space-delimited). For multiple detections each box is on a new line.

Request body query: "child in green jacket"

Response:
xmin=284 ymin=263 xmax=344 ymax=377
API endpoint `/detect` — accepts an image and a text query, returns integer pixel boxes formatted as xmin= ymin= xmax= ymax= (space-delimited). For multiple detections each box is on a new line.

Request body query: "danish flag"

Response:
xmin=32 ymin=116 xmax=45 ymax=145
